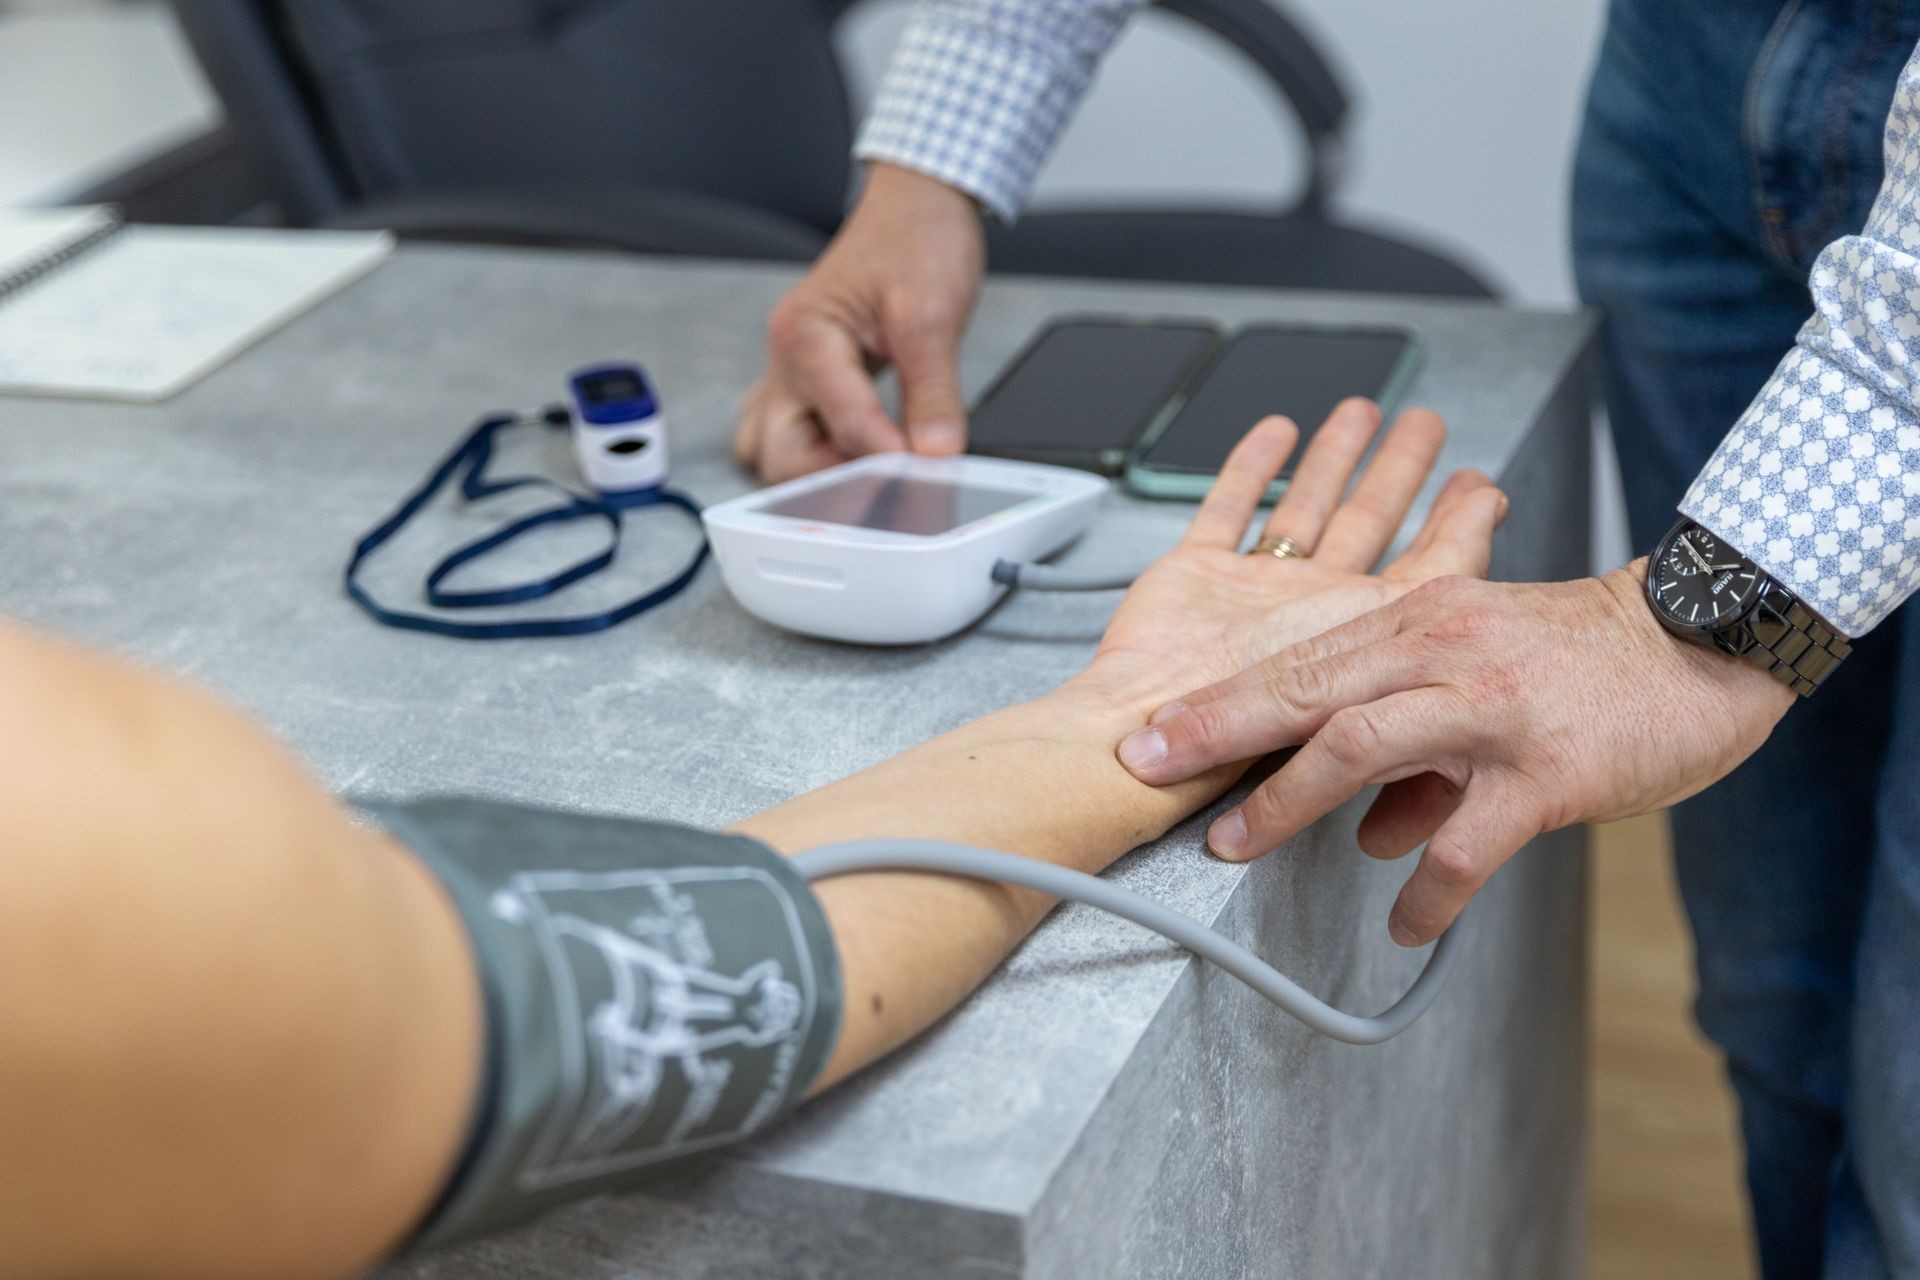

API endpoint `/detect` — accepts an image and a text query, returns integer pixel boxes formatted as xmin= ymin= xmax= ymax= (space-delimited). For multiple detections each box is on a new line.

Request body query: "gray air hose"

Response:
xmin=792 ymin=838 xmax=1461 ymax=1046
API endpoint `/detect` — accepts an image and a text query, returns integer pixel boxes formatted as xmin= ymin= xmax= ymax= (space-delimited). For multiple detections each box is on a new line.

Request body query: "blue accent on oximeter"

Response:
xmin=570 ymin=363 xmax=659 ymax=426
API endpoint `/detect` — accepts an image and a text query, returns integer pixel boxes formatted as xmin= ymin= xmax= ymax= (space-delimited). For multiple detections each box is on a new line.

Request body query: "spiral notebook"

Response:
xmin=0 ymin=208 xmax=392 ymax=402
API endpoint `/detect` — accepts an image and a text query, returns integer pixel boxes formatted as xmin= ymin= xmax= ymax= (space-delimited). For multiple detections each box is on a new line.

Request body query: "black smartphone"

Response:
xmin=1126 ymin=324 xmax=1424 ymax=498
xmin=968 ymin=316 xmax=1222 ymax=475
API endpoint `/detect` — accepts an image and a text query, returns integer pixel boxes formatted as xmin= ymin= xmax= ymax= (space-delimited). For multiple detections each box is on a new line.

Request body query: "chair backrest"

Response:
xmin=171 ymin=0 xmax=858 ymax=232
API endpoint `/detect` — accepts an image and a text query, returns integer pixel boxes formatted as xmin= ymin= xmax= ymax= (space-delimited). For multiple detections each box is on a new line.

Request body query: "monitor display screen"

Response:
xmin=762 ymin=473 xmax=1030 ymax=536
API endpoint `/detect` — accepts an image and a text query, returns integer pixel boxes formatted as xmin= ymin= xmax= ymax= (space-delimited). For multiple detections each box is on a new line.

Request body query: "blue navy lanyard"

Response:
xmin=344 ymin=409 xmax=708 ymax=640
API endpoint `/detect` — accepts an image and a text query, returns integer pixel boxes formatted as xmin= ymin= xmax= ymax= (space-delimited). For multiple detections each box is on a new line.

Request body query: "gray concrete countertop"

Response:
xmin=0 ymin=246 xmax=1597 ymax=1279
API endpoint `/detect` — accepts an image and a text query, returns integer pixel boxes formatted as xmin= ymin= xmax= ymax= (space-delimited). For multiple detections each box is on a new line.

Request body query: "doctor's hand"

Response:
xmin=735 ymin=164 xmax=985 ymax=482
xmin=1083 ymin=399 xmax=1509 ymax=716
xmin=1117 ymin=567 xmax=1796 ymax=948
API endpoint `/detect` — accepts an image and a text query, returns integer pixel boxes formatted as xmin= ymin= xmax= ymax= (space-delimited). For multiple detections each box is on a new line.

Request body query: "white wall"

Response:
xmin=0 ymin=1 xmax=219 ymax=206
xmin=841 ymin=0 xmax=1611 ymax=307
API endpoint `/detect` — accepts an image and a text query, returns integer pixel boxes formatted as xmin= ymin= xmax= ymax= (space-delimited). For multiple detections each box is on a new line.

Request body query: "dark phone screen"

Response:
xmin=1136 ymin=328 xmax=1416 ymax=474
xmin=762 ymin=474 xmax=1029 ymax=536
xmin=968 ymin=321 xmax=1220 ymax=462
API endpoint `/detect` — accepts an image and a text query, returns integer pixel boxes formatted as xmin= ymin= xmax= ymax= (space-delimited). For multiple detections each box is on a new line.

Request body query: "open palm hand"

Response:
xmin=1089 ymin=401 xmax=1508 ymax=702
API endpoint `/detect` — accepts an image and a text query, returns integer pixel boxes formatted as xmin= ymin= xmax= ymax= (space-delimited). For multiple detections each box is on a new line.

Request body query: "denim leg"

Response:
xmin=1833 ymin=618 xmax=1920 ymax=1279
xmin=1572 ymin=2 xmax=1916 ymax=1275
xmin=1573 ymin=0 xmax=1827 ymax=550
xmin=1680 ymin=634 xmax=1897 ymax=1280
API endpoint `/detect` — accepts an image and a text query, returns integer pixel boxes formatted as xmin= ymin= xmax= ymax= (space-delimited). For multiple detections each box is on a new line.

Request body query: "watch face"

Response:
xmin=1650 ymin=523 xmax=1762 ymax=630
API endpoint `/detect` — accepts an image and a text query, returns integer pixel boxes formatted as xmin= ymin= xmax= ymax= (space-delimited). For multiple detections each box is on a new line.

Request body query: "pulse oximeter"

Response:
xmin=702 ymin=453 xmax=1106 ymax=644
xmin=569 ymin=363 xmax=668 ymax=492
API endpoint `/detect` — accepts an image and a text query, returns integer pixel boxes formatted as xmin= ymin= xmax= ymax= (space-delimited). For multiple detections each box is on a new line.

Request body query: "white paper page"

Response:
xmin=0 ymin=205 xmax=117 ymax=281
xmin=0 ymin=225 xmax=394 ymax=402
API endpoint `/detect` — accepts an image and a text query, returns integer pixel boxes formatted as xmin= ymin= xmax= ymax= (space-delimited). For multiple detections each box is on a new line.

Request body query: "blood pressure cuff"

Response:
xmin=363 ymin=797 xmax=842 ymax=1252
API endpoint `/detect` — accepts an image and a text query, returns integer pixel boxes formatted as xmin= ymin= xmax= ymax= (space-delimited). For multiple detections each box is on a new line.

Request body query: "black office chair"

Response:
xmin=171 ymin=0 xmax=1495 ymax=297
xmin=993 ymin=0 xmax=1494 ymax=297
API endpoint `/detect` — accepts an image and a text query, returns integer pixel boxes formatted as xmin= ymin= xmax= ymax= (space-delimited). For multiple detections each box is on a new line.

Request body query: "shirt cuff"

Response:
xmin=854 ymin=10 xmax=1107 ymax=221
xmin=1681 ymin=340 xmax=1920 ymax=639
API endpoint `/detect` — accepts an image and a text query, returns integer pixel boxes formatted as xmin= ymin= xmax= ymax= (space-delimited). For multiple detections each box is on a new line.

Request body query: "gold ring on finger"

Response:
xmin=1246 ymin=535 xmax=1308 ymax=560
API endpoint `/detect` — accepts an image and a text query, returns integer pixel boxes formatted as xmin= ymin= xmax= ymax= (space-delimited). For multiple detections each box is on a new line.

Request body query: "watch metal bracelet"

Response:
xmin=1716 ymin=583 xmax=1853 ymax=697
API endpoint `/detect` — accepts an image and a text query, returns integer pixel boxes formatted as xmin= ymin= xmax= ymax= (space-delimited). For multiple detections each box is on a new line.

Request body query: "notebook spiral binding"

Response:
xmin=0 ymin=217 xmax=124 ymax=304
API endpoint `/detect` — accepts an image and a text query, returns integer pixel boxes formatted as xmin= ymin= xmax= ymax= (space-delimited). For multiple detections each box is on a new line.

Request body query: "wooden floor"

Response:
xmin=1588 ymin=814 xmax=1755 ymax=1279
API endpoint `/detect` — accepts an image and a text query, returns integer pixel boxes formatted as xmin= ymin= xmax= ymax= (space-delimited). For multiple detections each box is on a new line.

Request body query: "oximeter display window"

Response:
xmin=580 ymin=371 xmax=645 ymax=404
xmin=763 ymin=474 xmax=1029 ymax=536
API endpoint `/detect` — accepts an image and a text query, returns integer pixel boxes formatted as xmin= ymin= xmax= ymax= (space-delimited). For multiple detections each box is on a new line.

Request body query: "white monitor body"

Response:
xmin=702 ymin=453 xmax=1108 ymax=645
xmin=573 ymin=410 xmax=669 ymax=492
xmin=567 ymin=362 xmax=671 ymax=493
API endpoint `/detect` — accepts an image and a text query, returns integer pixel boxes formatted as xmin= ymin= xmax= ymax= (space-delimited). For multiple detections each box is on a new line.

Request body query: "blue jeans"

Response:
xmin=1574 ymin=1 xmax=1920 ymax=1275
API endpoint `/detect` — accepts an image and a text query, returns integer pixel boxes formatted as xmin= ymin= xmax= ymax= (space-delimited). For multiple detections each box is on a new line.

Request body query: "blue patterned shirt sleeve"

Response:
xmin=854 ymin=0 xmax=1147 ymax=220
xmin=1682 ymin=51 xmax=1920 ymax=638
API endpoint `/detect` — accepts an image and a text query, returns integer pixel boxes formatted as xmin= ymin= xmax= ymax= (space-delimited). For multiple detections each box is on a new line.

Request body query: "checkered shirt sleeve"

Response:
xmin=854 ymin=0 xmax=1147 ymax=220
xmin=1682 ymin=47 xmax=1920 ymax=637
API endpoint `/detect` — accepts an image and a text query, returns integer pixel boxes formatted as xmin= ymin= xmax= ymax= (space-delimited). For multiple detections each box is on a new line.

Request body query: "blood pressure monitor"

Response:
xmin=569 ymin=363 xmax=668 ymax=492
xmin=703 ymin=453 xmax=1107 ymax=644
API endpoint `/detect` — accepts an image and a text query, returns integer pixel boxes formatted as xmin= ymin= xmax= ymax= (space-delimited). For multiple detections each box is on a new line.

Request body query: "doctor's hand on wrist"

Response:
xmin=1117 ymin=563 xmax=1796 ymax=947
xmin=734 ymin=163 xmax=984 ymax=482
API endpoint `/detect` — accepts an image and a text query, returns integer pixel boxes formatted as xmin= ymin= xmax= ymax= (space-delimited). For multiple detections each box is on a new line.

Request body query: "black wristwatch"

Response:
xmin=1644 ymin=518 xmax=1851 ymax=697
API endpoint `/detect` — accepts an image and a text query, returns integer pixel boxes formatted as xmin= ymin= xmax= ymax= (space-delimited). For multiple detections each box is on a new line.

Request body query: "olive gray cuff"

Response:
xmin=364 ymin=797 xmax=842 ymax=1253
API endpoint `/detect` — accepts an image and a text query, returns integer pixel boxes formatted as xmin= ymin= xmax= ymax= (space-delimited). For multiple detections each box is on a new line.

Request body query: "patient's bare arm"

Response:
xmin=0 ymin=403 xmax=1501 ymax=1279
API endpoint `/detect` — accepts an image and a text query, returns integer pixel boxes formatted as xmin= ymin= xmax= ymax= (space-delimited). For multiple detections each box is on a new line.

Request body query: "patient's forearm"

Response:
xmin=0 ymin=625 xmax=1227 ymax=1275
xmin=734 ymin=665 xmax=1237 ymax=1091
